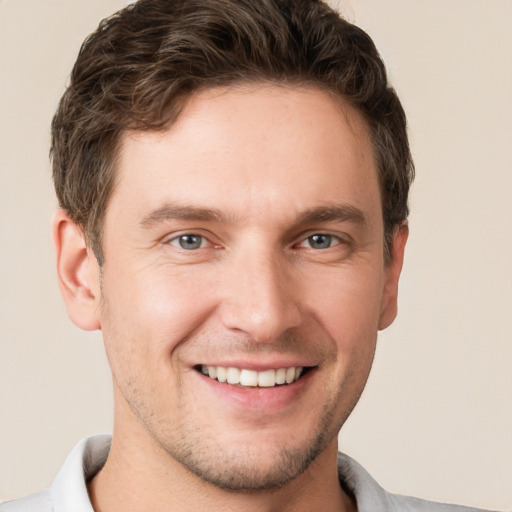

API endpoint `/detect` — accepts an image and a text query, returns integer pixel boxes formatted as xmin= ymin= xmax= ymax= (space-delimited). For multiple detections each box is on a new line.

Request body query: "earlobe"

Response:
xmin=53 ymin=209 xmax=101 ymax=331
xmin=378 ymin=223 xmax=409 ymax=331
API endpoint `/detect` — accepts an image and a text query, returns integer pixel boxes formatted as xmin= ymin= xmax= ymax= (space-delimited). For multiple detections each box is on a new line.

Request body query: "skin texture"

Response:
xmin=54 ymin=84 xmax=407 ymax=512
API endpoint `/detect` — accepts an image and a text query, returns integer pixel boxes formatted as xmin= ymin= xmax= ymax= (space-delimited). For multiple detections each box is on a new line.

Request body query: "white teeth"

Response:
xmin=258 ymin=369 xmax=276 ymax=387
xmin=239 ymin=369 xmax=258 ymax=386
xmin=275 ymin=368 xmax=286 ymax=385
xmin=199 ymin=365 xmax=307 ymax=387
xmin=216 ymin=366 xmax=227 ymax=383
xmin=226 ymin=367 xmax=240 ymax=384
xmin=285 ymin=367 xmax=295 ymax=384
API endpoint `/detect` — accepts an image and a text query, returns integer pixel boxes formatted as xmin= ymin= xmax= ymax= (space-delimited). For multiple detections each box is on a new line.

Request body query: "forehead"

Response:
xmin=110 ymin=84 xmax=380 ymax=230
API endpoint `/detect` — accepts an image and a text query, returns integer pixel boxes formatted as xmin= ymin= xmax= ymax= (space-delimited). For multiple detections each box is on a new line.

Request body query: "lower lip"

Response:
xmin=195 ymin=369 xmax=314 ymax=412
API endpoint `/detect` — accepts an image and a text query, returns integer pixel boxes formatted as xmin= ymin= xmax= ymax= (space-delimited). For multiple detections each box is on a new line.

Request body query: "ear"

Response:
xmin=52 ymin=209 xmax=101 ymax=331
xmin=378 ymin=223 xmax=409 ymax=330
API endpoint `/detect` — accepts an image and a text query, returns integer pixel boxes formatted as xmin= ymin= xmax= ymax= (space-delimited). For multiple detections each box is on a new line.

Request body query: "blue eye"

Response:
xmin=169 ymin=234 xmax=205 ymax=250
xmin=298 ymin=233 xmax=344 ymax=250
xmin=307 ymin=234 xmax=333 ymax=249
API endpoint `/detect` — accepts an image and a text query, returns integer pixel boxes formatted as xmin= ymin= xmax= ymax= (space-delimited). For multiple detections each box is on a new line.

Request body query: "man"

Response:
xmin=0 ymin=0 xmax=498 ymax=511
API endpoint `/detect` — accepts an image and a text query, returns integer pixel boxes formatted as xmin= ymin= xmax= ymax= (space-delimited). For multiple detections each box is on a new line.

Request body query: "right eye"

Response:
xmin=168 ymin=234 xmax=207 ymax=250
xmin=296 ymin=233 xmax=343 ymax=250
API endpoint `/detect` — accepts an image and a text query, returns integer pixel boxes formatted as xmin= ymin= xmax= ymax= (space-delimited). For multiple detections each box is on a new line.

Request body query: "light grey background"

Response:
xmin=1 ymin=0 xmax=511 ymax=509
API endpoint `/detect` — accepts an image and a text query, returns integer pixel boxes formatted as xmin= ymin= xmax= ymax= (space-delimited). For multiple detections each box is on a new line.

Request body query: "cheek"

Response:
xmin=305 ymin=264 xmax=384 ymax=354
xmin=99 ymin=264 xmax=219 ymax=367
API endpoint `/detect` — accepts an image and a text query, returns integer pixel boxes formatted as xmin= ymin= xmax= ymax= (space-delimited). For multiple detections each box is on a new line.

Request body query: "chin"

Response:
xmin=178 ymin=438 xmax=328 ymax=492
xmin=160 ymin=413 xmax=338 ymax=492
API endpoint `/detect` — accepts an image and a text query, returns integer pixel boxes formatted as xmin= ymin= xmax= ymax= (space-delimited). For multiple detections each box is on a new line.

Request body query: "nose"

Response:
xmin=218 ymin=248 xmax=302 ymax=343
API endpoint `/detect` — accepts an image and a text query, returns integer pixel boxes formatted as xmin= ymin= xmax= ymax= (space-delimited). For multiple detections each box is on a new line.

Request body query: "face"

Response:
xmin=84 ymin=85 xmax=405 ymax=490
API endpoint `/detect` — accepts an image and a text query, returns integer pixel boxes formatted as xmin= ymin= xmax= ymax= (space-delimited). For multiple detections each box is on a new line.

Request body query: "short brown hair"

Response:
xmin=51 ymin=0 xmax=414 ymax=264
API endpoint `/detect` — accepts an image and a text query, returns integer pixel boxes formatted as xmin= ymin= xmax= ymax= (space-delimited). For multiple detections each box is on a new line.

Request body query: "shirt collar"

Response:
xmin=337 ymin=452 xmax=393 ymax=511
xmin=51 ymin=435 xmax=111 ymax=512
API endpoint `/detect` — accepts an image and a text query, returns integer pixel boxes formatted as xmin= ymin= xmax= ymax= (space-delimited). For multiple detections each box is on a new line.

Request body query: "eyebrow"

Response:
xmin=139 ymin=202 xmax=368 ymax=229
xmin=139 ymin=203 xmax=229 ymax=228
xmin=295 ymin=204 xmax=368 ymax=226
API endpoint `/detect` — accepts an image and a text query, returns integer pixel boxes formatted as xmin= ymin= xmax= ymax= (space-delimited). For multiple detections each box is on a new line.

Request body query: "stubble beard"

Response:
xmin=109 ymin=344 xmax=370 ymax=493
xmin=130 ymin=375 xmax=365 ymax=493
xmin=112 ymin=342 xmax=370 ymax=494
xmin=155 ymin=401 xmax=339 ymax=492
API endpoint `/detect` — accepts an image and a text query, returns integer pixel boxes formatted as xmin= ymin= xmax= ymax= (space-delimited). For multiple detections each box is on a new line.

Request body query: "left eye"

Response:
xmin=168 ymin=234 xmax=207 ymax=250
xmin=299 ymin=234 xmax=340 ymax=250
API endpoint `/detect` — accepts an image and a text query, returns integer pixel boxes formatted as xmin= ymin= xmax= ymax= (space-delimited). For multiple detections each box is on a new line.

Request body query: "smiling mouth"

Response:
xmin=195 ymin=365 xmax=312 ymax=388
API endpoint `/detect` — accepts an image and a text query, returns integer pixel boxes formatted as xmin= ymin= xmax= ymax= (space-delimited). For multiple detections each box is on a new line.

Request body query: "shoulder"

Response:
xmin=1 ymin=435 xmax=111 ymax=512
xmin=337 ymin=453 xmax=498 ymax=512
xmin=0 ymin=489 xmax=52 ymax=512
xmin=388 ymin=494 xmax=497 ymax=512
